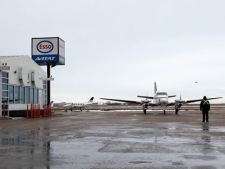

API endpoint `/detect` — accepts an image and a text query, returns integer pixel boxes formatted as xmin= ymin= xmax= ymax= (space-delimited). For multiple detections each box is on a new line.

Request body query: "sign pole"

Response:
xmin=47 ymin=63 xmax=51 ymax=105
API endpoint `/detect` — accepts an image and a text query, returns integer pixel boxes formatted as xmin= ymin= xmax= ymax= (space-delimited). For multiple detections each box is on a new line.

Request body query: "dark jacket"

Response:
xmin=200 ymin=99 xmax=210 ymax=112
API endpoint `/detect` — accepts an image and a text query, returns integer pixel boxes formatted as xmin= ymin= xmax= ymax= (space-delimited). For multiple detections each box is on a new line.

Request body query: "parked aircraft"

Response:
xmin=63 ymin=97 xmax=94 ymax=111
xmin=50 ymin=101 xmax=54 ymax=108
xmin=101 ymin=82 xmax=222 ymax=115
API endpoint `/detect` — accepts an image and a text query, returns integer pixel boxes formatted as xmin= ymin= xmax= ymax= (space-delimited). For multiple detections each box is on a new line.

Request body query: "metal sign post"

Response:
xmin=47 ymin=63 xmax=51 ymax=105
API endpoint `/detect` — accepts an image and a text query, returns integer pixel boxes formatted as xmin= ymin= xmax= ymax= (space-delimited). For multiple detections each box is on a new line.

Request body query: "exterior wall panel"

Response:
xmin=0 ymin=56 xmax=47 ymax=117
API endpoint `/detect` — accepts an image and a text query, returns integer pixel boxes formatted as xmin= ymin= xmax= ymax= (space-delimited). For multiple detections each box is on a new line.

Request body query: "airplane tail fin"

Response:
xmin=154 ymin=82 xmax=157 ymax=94
xmin=50 ymin=101 xmax=54 ymax=108
xmin=88 ymin=97 xmax=94 ymax=103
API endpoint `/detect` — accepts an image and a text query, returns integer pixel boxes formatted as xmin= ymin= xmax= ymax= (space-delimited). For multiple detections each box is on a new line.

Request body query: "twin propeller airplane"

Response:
xmin=100 ymin=82 xmax=222 ymax=114
xmin=62 ymin=82 xmax=222 ymax=114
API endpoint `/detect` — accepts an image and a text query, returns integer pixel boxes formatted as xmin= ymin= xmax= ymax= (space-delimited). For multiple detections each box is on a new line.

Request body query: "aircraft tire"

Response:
xmin=175 ymin=109 xmax=178 ymax=114
xmin=164 ymin=110 xmax=166 ymax=115
xmin=144 ymin=109 xmax=146 ymax=114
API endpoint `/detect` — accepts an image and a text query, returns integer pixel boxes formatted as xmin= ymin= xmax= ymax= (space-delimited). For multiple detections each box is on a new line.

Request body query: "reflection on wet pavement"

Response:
xmin=1 ymin=110 xmax=225 ymax=168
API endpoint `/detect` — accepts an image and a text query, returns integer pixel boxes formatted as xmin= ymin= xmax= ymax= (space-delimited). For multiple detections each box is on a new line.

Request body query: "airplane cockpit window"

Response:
xmin=156 ymin=92 xmax=168 ymax=95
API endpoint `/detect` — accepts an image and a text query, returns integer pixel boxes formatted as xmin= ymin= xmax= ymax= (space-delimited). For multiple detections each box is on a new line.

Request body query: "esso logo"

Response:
xmin=36 ymin=40 xmax=54 ymax=53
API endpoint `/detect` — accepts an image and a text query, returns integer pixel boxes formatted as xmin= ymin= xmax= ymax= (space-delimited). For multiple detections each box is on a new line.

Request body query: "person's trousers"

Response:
xmin=202 ymin=111 xmax=209 ymax=122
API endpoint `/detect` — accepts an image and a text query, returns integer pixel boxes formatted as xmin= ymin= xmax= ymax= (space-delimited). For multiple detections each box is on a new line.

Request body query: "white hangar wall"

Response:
xmin=5 ymin=56 xmax=46 ymax=88
xmin=0 ymin=55 xmax=48 ymax=117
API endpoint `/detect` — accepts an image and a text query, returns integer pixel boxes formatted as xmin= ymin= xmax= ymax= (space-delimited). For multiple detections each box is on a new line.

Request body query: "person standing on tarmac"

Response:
xmin=200 ymin=96 xmax=210 ymax=122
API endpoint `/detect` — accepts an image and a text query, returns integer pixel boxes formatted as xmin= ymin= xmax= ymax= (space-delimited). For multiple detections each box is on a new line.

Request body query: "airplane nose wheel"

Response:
xmin=164 ymin=110 xmax=166 ymax=115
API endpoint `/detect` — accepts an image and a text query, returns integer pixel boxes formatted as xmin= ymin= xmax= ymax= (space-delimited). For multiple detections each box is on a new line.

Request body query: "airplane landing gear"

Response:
xmin=143 ymin=109 xmax=146 ymax=114
xmin=175 ymin=109 xmax=179 ymax=114
xmin=164 ymin=110 xmax=166 ymax=115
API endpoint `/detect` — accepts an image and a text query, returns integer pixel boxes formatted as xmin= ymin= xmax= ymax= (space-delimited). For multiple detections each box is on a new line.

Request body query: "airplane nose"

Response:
xmin=160 ymin=98 xmax=168 ymax=103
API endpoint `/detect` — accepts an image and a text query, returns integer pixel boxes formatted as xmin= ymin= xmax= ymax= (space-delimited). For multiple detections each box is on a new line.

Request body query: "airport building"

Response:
xmin=0 ymin=55 xmax=47 ymax=117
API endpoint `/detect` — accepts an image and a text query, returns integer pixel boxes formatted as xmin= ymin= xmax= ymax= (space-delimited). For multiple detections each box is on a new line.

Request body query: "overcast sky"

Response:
xmin=1 ymin=0 xmax=225 ymax=103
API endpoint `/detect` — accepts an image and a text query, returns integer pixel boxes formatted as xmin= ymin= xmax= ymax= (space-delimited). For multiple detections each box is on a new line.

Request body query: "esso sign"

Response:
xmin=36 ymin=40 xmax=54 ymax=53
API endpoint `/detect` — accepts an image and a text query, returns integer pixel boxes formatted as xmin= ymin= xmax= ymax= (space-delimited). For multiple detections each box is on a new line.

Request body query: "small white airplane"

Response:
xmin=50 ymin=101 xmax=54 ymax=108
xmin=101 ymin=82 xmax=222 ymax=115
xmin=63 ymin=97 xmax=94 ymax=112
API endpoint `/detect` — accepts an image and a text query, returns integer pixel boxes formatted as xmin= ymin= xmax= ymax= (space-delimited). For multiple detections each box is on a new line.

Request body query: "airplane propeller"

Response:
xmin=141 ymin=99 xmax=150 ymax=114
xmin=174 ymin=93 xmax=184 ymax=114
xmin=175 ymin=93 xmax=185 ymax=103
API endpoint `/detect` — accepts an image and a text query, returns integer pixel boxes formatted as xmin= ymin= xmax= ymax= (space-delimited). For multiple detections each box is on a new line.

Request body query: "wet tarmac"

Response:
xmin=1 ymin=110 xmax=225 ymax=169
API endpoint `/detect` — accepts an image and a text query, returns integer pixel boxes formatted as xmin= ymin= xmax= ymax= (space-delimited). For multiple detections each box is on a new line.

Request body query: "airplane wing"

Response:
xmin=165 ymin=97 xmax=223 ymax=106
xmin=100 ymin=98 xmax=142 ymax=104
xmin=184 ymin=97 xmax=223 ymax=103
xmin=100 ymin=98 xmax=157 ymax=106
xmin=137 ymin=96 xmax=154 ymax=99
xmin=168 ymin=95 xmax=176 ymax=98
xmin=173 ymin=97 xmax=223 ymax=104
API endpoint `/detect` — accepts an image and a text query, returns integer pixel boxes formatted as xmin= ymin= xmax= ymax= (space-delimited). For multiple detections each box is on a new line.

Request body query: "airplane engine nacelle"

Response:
xmin=175 ymin=103 xmax=182 ymax=109
xmin=142 ymin=103 xmax=148 ymax=110
xmin=175 ymin=99 xmax=184 ymax=102
xmin=141 ymin=100 xmax=151 ymax=103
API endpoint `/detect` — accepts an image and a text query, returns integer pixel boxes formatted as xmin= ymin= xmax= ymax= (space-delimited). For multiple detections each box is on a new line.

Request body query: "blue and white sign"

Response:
xmin=32 ymin=37 xmax=65 ymax=66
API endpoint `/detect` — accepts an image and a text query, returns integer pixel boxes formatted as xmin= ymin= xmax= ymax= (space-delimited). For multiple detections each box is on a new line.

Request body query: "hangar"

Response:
xmin=0 ymin=55 xmax=47 ymax=117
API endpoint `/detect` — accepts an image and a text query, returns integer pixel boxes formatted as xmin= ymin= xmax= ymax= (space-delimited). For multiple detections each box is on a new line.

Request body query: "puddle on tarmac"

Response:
xmin=184 ymin=155 xmax=216 ymax=160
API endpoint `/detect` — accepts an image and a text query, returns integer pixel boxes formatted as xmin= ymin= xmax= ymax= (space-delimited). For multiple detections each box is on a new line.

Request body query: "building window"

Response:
xmin=14 ymin=86 xmax=19 ymax=104
xmin=34 ymin=88 xmax=38 ymax=104
xmin=25 ymin=87 xmax=30 ymax=104
xmin=2 ymin=84 xmax=8 ymax=90
xmin=8 ymin=85 xmax=14 ymax=104
xmin=2 ymin=78 xmax=8 ymax=84
xmin=20 ymin=87 xmax=25 ymax=104
xmin=2 ymin=91 xmax=8 ymax=98
xmin=2 ymin=72 xmax=8 ymax=78
xmin=43 ymin=80 xmax=47 ymax=105
xmin=30 ymin=88 xmax=34 ymax=104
